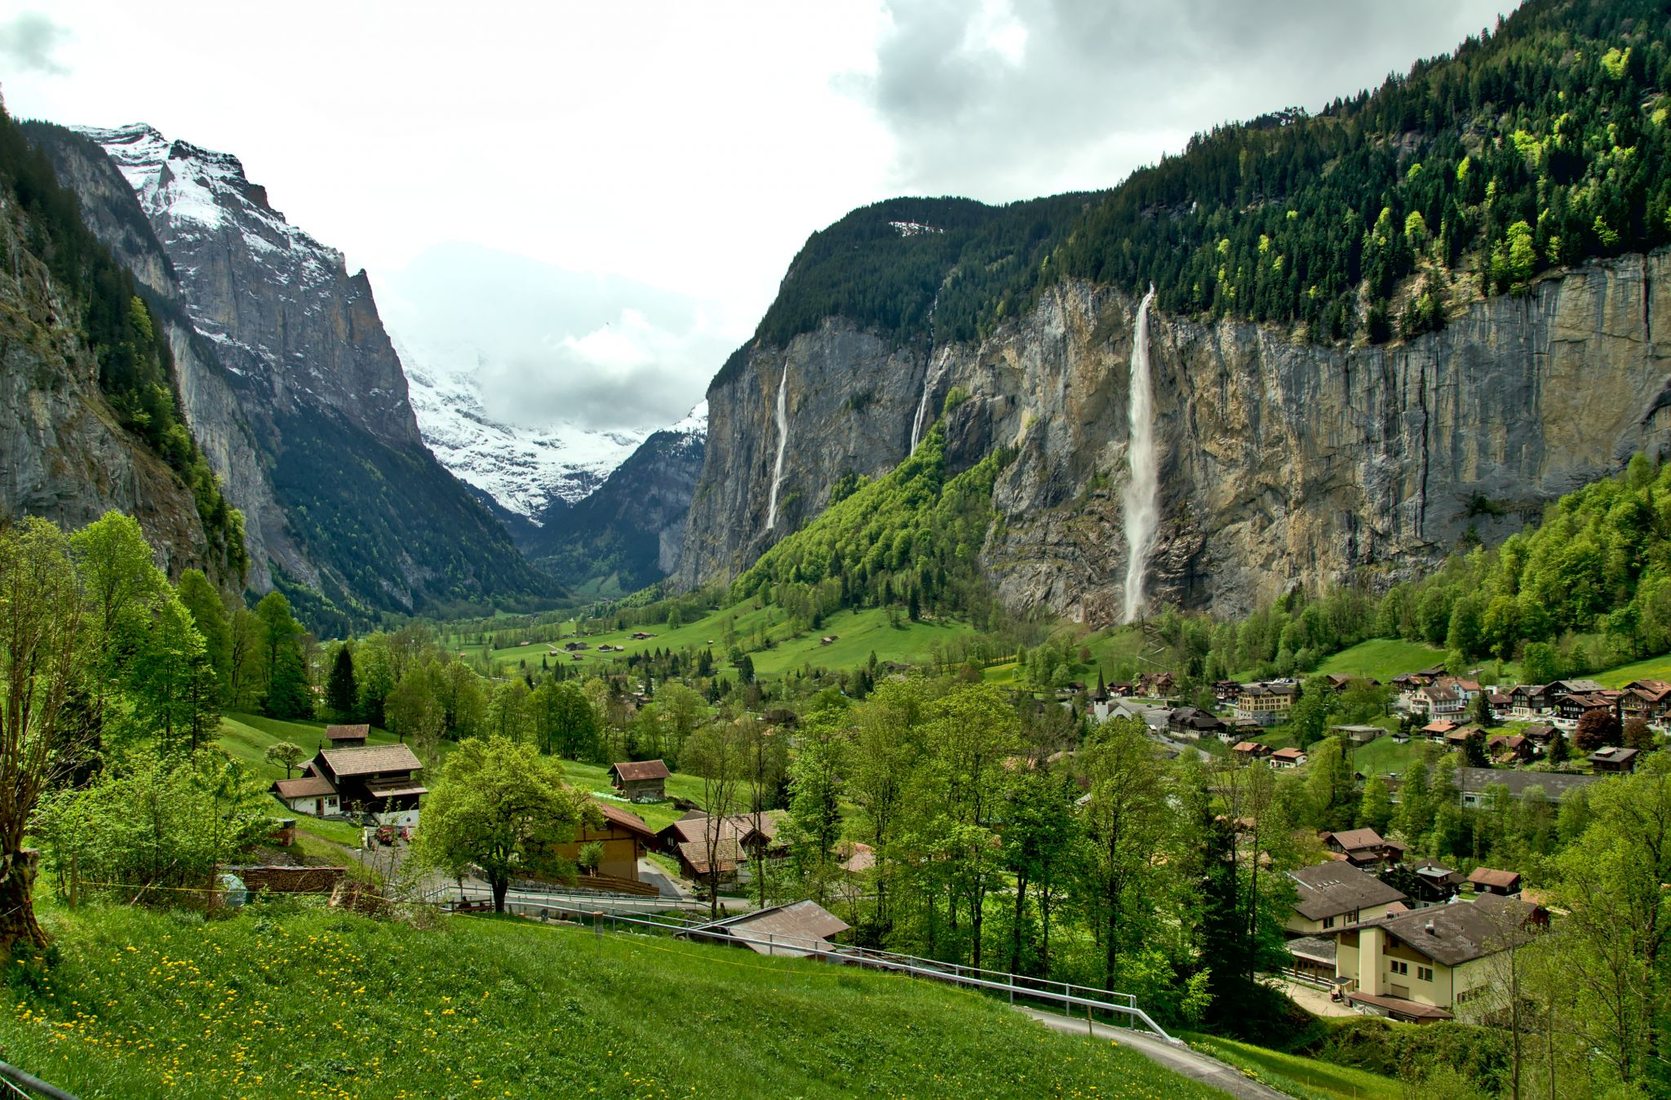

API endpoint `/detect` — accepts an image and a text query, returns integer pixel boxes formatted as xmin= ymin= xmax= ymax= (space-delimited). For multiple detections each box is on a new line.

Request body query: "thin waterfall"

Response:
xmin=1122 ymin=286 xmax=1158 ymax=624
xmin=909 ymin=369 xmax=933 ymax=451
xmin=765 ymin=367 xmax=790 ymax=530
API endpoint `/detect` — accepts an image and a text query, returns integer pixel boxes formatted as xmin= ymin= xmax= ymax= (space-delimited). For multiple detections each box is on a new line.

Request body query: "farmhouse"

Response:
xmin=1270 ymin=746 xmax=1308 ymax=769
xmin=1509 ymin=684 xmax=1553 ymax=719
xmin=1333 ymin=894 xmax=1545 ymax=1021
xmin=308 ymin=744 xmax=426 ymax=826
xmin=272 ymin=773 xmax=339 ymax=818
xmin=1620 ymin=679 xmax=1671 ymax=724
xmin=1468 ymin=867 xmax=1522 ymax=896
xmin=1230 ymin=741 xmax=1272 ymax=762
xmin=324 ymin=724 xmax=369 ymax=748
xmin=608 ymin=759 xmax=671 ymax=802
xmin=553 ymin=802 xmax=658 ymax=887
xmin=1284 ymin=862 xmax=1408 ymax=935
xmin=1321 ymin=828 xmax=1405 ymax=871
xmin=1589 ymin=746 xmax=1640 ymax=774
xmin=1167 ymin=707 xmax=1226 ymax=738
xmin=659 ymin=810 xmax=790 ymax=882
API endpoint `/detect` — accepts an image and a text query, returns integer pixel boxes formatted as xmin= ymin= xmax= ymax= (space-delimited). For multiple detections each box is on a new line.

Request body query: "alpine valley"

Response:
xmin=7 ymin=0 xmax=1671 ymax=636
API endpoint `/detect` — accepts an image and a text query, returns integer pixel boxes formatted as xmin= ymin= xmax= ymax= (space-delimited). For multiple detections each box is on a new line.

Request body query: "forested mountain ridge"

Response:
xmin=678 ymin=0 xmax=1671 ymax=624
xmin=20 ymin=121 xmax=558 ymax=632
xmin=0 ymin=105 xmax=244 ymax=586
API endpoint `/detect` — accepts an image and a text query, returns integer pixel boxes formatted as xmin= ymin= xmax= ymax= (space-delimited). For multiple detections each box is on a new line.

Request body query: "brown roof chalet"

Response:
xmin=1468 ymin=867 xmax=1522 ymax=891
xmin=610 ymin=759 xmax=671 ymax=783
xmin=1324 ymin=828 xmax=1389 ymax=853
xmin=325 ymin=724 xmax=370 ymax=742
xmin=596 ymin=803 xmax=657 ymax=840
xmin=319 ymin=744 xmax=423 ymax=777
xmin=273 ymin=775 xmax=335 ymax=799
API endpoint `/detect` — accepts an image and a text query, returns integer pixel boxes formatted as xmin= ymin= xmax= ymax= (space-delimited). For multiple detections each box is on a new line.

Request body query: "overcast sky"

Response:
xmin=5 ymin=1 xmax=1516 ymax=432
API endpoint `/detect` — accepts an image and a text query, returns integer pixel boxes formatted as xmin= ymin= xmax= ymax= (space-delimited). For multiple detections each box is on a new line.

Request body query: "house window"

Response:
xmin=1390 ymin=960 xmax=1409 ymax=976
xmin=1322 ymin=915 xmax=1335 ymax=930
xmin=1417 ymin=966 xmax=1434 ymax=982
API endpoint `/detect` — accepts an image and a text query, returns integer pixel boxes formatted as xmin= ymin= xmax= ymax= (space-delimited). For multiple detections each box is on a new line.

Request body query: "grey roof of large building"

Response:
xmin=1454 ymin=767 xmax=1601 ymax=800
xmin=1290 ymin=862 xmax=1408 ymax=921
xmin=1353 ymin=894 xmax=1539 ymax=967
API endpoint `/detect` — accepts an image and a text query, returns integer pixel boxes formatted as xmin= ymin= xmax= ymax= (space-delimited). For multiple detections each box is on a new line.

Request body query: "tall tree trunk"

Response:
xmin=0 ymin=850 xmax=47 ymax=955
xmin=491 ymin=874 xmax=508 ymax=914
xmin=1012 ymin=872 xmax=1029 ymax=974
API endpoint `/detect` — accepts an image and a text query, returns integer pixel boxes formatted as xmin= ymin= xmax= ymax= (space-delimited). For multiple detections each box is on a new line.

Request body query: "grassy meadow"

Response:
xmin=1185 ymin=1032 xmax=1402 ymax=1100
xmin=474 ymin=604 xmax=981 ymax=684
xmin=1314 ymin=639 xmax=1446 ymax=682
xmin=0 ymin=903 xmax=1224 ymax=1099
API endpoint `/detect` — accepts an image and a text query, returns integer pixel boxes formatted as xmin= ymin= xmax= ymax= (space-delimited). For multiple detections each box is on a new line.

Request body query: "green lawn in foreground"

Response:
xmin=1315 ymin=639 xmax=1447 ymax=682
xmin=1 ymin=903 xmax=1221 ymax=1099
xmin=1185 ymin=1032 xmax=1403 ymax=1100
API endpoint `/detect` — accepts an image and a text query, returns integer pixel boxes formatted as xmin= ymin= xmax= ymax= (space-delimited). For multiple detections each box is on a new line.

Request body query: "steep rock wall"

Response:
xmin=679 ymin=251 xmax=1671 ymax=622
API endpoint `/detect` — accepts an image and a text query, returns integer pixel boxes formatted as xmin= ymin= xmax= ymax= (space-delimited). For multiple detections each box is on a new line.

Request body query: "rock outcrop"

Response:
xmin=679 ymin=251 xmax=1671 ymax=623
xmin=0 ymin=182 xmax=219 ymax=576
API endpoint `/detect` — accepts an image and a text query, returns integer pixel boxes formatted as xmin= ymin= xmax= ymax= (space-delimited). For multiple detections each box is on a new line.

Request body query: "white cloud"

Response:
xmin=0 ymin=11 xmax=69 ymax=75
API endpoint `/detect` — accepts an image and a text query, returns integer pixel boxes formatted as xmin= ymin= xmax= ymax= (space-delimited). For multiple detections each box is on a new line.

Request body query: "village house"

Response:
xmin=1231 ymin=740 xmax=1272 ymax=762
xmin=1270 ymin=746 xmax=1308 ymax=769
xmin=1620 ymin=680 xmax=1671 ymax=725
xmin=1488 ymin=692 xmax=1513 ymax=721
xmin=1167 ymin=707 xmax=1226 ymax=739
xmin=1235 ymin=681 xmax=1298 ymax=726
xmin=658 ymin=810 xmax=790 ymax=883
xmin=1332 ymin=724 xmax=1387 ymax=744
xmin=1321 ymin=828 xmax=1406 ymax=871
xmin=1468 ymin=867 xmax=1523 ymax=896
xmin=1487 ymin=733 xmax=1535 ymax=765
xmin=1213 ymin=680 xmax=1244 ymax=705
xmin=552 ymin=802 xmax=659 ymax=888
xmin=1518 ymin=723 xmax=1560 ymax=748
xmin=1408 ymin=682 xmax=1463 ymax=718
xmin=1332 ymin=894 xmax=1545 ymax=1021
xmin=323 ymin=724 xmax=369 ymax=748
xmin=272 ymin=743 xmax=426 ymax=826
xmin=1554 ymin=692 xmax=1617 ymax=724
xmin=1589 ymin=746 xmax=1640 ymax=774
xmin=1420 ymin=718 xmax=1461 ymax=741
xmin=1404 ymin=861 xmax=1465 ymax=904
xmin=1284 ymin=862 xmax=1408 ymax=936
xmin=608 ymin=759 xmax=671 ymax=802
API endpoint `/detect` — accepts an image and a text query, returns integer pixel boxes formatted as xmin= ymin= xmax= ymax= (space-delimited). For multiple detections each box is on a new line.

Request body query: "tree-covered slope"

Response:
xmin=742 ymin=0 xmax=1671 ymax=362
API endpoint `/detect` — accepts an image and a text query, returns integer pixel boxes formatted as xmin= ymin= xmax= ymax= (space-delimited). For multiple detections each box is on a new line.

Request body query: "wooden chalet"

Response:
xmin=323 ymin=724 xmax=369 ymax=748
xmin=1321 ymin=828 xmax=1405 ymax=871
xmin=1509 ymin=683 xmax=1552 ymax=719
xmin=1270 ymin=746 xmax=1308 ymax=769
xmin=1555 ymin=692 xmax=1616 ymax=723
xmin=553 ymin=802 xmax=658 ymax=885
xmin=1487 ymin=733 xmax=1535 ymax=765
xmin=273 ymin=743 xmax=426 ymax=825
xmin=1167 ymin=706 xmax=1226 ymax=738
xmin=1406 ymin=861 xmax=1465 ymax=904
xmin=1231 ymin=740 xmax=1272 ymax=762
xmin=1420 ymin=718 xmax=1461 ymax=741
xmin=1621 ymin=680 xmax=1671 ymax=724
xmin=658 ymin=810 xmax=790 ymax=882
xmin=1468 ymin=867 xmax=1523 ymax=896
xmin=608 ymin=759 xmax=671 ymax=802
xmin=1589 ymin=746 xmax=1640 ymax=773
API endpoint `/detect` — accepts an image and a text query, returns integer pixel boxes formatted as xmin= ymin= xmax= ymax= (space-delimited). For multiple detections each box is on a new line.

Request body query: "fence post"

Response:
xmin=593 ymin=910 xmax=603 ymax=938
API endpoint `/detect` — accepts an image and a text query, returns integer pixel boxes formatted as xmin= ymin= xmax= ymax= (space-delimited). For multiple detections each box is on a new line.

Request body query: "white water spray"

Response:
xmin=909 ymin=369 xmax=933 ymax=452
xmin=1121 ymin=286 xmax=1158 ymax=624
xmin=765 ymin=367 xmax=790 ymax=530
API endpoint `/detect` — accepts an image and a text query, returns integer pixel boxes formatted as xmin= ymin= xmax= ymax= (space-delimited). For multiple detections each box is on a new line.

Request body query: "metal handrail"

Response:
xmin=472 ymin=893 xmax=1176 ymax=1043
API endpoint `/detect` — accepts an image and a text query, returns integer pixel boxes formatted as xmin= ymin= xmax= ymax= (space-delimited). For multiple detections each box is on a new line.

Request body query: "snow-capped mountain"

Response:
xmin=398 ymin=344 xmax=673 ymax=521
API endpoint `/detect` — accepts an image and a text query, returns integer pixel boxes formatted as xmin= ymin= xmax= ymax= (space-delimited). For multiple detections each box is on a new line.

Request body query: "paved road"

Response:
xmin=1016 ymin=1007 xmax=1290 ymax=1100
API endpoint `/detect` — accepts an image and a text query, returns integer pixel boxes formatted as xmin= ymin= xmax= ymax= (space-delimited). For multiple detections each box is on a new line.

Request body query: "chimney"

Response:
xmin=1424 ymin=920 xmax=1436 ymax=935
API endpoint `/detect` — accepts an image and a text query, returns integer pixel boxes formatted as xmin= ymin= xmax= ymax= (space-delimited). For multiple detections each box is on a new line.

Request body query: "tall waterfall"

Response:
xmin=765 ymin=367 xmax=790 ymax=530
xmin=1121 ymin=287 xmax=1158 ymax=624
xmin=909 ymin=370 xmax=933 ymax=452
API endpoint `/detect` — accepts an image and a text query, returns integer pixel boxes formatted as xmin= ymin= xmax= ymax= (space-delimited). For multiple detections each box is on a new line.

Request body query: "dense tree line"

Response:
xmin=0 ymin=106 xmax=245 ymax=577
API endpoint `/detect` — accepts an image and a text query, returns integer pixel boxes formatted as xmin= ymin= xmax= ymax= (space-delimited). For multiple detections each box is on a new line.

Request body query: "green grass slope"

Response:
xmin=1314 ymin=640 xmax=1445 ymax=682
xmin=1 ymin=905 xmax=1223 ymax=1099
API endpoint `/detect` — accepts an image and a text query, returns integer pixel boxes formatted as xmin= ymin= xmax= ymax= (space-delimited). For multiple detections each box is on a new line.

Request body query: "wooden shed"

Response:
xmin=608 ymin=759 xmax=671 ymax=802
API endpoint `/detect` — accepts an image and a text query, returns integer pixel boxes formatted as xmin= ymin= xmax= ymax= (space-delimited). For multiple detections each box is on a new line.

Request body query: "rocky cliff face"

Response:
xmin=27 ymin=123 xmax=553 ymax=624
xmin=679 ymin=251 xmax=1671 ymax=623
xmin=0 ymin=185 xmax=219 ymax=576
